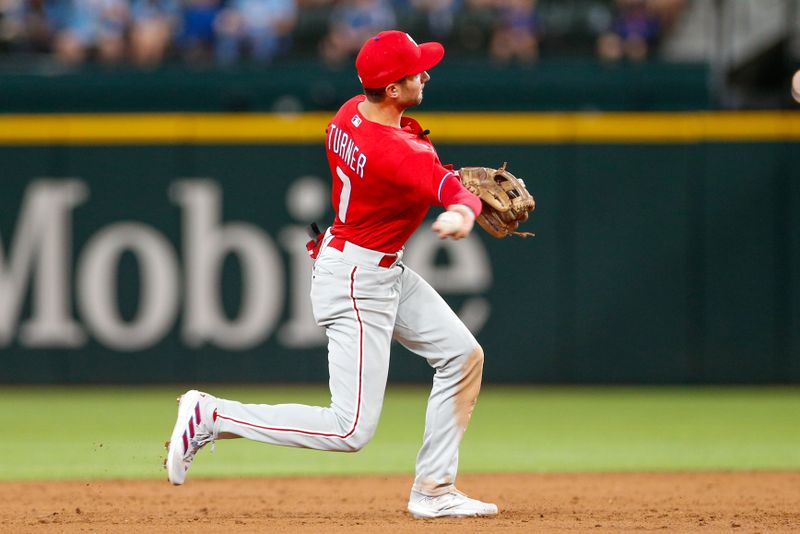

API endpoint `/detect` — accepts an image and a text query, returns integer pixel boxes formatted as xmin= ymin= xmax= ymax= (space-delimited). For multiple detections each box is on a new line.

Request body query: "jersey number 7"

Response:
xmin=336 ymin=166 xmax=352 ymax=222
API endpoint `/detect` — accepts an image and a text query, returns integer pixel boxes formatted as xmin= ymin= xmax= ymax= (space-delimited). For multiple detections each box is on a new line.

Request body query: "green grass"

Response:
xmin=0 ymin=386 xmax=798 ymax=481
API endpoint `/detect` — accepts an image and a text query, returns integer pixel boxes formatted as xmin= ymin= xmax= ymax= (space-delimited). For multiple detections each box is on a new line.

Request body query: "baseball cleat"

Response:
xmin=407 ymin=488 xmax=498 ymax=518
xmin=165 ymin=390 xmax=217 ymax=485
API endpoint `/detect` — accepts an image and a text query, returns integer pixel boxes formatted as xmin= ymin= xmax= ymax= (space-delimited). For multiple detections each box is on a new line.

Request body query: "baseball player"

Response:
xmin=166 ymin=29 xmax=498 ymax=519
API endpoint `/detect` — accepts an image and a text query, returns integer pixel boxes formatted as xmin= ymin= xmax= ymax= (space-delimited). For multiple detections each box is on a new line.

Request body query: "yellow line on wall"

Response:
xmin=0 ymin=112 xmax=798 ymax=144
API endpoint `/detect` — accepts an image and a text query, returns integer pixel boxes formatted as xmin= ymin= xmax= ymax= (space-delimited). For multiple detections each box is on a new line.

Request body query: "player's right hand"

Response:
xmin=432 ymin=205 xmax=475 ymax=240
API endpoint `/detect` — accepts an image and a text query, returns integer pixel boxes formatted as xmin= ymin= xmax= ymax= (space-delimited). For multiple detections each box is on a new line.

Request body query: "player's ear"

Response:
xmin=386 ymin=82 xmax=400 ymax=99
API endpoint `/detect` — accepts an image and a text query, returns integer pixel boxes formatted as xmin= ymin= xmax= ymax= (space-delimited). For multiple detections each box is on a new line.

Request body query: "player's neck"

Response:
xmin=357 ymin=100 xmax=404 ymax=128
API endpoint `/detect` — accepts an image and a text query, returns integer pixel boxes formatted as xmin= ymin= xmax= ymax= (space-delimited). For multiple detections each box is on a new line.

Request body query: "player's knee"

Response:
xmin=471 ymin=344 xmax=485 ymax=366
xmin=338 ymin=426 xmax=376 ymax=452
xmin=470 ymin=344 xmax=485 ymax=376
xmin=328 ymin=409 xmax=378 ymax=452
xmin=457 ymin=343 xmax=484 ymax=367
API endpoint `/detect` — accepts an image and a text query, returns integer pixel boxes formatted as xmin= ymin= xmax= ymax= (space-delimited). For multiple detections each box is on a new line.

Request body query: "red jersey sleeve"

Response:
xmin=439 ymin=174 xmax=482 ymax=216
xmin=396 ymin=149 xmax=442 ymax=204
xmin=396 ymin=149 xmax=482 ymax=215
xmin=393 ymin=151 xmax=447 ymax=200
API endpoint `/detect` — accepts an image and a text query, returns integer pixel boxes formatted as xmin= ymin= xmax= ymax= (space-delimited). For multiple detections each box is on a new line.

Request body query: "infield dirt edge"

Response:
xmin=2 ymin=471 xmax=799 ymax=533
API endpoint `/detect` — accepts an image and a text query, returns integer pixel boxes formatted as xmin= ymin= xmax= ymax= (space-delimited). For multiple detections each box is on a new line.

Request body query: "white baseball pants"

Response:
xmin=213 ymin=235 xmax=484 ymax=495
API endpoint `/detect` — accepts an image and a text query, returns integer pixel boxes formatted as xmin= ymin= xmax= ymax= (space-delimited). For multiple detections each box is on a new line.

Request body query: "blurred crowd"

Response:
xmin=0 ymin=0 xmax=686 ymax=68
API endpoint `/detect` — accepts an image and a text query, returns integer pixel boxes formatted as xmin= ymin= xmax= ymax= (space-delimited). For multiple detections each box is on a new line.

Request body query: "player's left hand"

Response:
xmin=432 ymin=204 xmax=475 ymax=240
xmin=459 ymin=162 xmax=535 ymax=238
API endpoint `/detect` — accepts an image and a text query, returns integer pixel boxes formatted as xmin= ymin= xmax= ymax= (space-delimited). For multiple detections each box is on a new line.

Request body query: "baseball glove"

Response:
xmin=458 ymin=162 xmax=535 ymax=238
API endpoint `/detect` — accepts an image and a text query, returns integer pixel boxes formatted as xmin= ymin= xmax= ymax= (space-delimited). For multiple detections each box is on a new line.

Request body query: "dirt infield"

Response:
xmin=2 ymin=472 xmax=799 ymax=533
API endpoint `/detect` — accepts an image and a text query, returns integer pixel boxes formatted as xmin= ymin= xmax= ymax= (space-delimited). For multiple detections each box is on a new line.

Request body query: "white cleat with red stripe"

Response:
xmin=408 ymin=489 xmax=499 ymax=519
xmin=165 ymin=390 xmax=217 ymax=485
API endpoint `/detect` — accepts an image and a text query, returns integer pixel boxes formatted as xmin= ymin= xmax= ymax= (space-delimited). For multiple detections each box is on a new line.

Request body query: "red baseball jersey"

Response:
xmin=325 ymin=95 xmax=480 ymax=253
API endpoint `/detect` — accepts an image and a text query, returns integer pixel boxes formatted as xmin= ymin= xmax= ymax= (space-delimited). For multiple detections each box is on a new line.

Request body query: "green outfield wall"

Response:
xmin=0 ymin=112 xmax=798 ymax=384
xmin=0 ymin=61 xmax=710 ymax=113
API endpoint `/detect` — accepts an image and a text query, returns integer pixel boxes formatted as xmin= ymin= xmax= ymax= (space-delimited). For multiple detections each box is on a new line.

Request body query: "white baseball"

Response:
xmin=793 ymin=70 xmax=800 ymax=103
xmin=435 ymin=210 xmax=464 ymax=234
